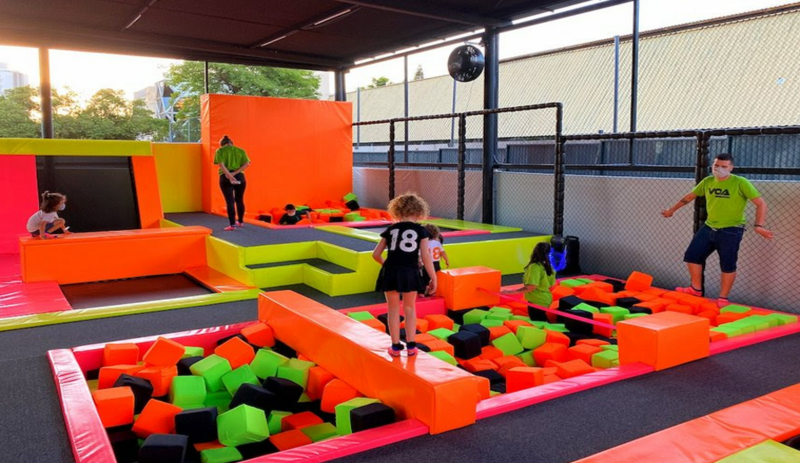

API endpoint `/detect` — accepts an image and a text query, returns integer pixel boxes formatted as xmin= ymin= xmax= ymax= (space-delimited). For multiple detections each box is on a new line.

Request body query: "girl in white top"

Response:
xmin=26 ymin=191 xmax=71 ymax=239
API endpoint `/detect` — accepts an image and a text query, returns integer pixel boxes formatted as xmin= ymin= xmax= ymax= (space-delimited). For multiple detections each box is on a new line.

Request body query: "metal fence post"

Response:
xmin=554 ymin=103 xmax=565 ymax=236
xmin=457 ymin=114 xmax=467 ymax=220
xmin=388 ymin=121 xmax=396 ymax=201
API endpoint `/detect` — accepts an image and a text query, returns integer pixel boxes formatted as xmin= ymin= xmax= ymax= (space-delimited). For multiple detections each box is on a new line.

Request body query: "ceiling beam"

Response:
xmin=249 ymin=5 xmax=358 ymax=49
xmin=331 ymin=0 xmax=510 ymax=27
xmin=121 ymin=0 xmax=161 ymax=31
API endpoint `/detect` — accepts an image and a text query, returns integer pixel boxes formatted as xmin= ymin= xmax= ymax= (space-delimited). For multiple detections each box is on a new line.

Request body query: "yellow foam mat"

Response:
xmin=422 ymin=218 xmax=522 ymax=233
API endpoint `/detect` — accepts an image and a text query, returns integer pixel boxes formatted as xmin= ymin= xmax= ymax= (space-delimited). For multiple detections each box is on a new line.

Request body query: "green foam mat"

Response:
xmin=421 ymin=218 xmax=522 ymax=233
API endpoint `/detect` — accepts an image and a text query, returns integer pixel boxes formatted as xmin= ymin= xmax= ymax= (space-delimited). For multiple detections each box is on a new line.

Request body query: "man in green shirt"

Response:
xmin=662 ymin=153 xmax=773 ymax=307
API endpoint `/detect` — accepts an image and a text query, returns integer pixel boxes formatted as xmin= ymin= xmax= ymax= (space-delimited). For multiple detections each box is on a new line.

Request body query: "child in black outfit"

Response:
xmin=373 ymin=193 xmax=436 ymax=357
xmin=279 ymin=204 xmax=302 ymax=225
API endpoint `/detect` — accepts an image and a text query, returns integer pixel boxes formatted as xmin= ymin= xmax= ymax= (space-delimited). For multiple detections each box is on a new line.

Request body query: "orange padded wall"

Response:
xmin=200 ymin=94 xmax=353 ymax=215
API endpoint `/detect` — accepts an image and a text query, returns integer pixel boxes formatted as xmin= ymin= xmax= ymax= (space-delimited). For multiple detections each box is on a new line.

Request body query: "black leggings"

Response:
xmin=219 ymin=173 xmax=246 ymax=225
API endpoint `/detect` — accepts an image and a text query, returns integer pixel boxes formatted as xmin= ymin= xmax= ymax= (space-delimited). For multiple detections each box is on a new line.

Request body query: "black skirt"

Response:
xmin=376 ymin=265 xmax=425 ymax=293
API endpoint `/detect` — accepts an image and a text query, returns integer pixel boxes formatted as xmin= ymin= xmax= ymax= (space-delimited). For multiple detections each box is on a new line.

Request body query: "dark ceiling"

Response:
xmin=0 ymin=0 xmax=592 ymax=71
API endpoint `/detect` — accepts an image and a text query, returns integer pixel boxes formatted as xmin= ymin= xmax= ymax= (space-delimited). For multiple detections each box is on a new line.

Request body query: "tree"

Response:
xmin=0 ymin=86 xmax=40 ymax=138
xmin=367 ymin=76 xmax=392 ymax=88
xmin=414 ymin=65 xmax=424 ymax=81
xmin=164 ymin=61 xmax=321 ymax=128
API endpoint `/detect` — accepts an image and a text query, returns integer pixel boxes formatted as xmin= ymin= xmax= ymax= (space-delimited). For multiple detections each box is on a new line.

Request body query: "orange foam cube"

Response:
xmin=661 ymin=291 xmax=688 ymax=302
xmin=545 ymin=330 xmax=570 ymax=347
xmin=282 ymin=411 xmax=323 ymax=431
xmin=497 ymin=358 xmax=527 ymax=377
xmin=567 ymin=344 xmax=603 ymax=364
xmin=643 ymin=287 xmax=669 ymax=296
xmin=424 ymin=340 xmax=455 ymax=357
xmin=142 ymin=337 xmax=185 ymax=367
xmin=98 ymin=364 xmax=145 ymax=389
xmin=492 ymin=355 xmax=525 ymax=370
xmin=696 ymin=310 xmax=719 ymax=326
xmin=554 ymin=359 xmax=595 ymax=378
xmin=633 ymin=301 xmax=667 ymax=314
xmin=479 ymin=346 xmax=505 ymax=361
xmin=401 ymin=318 xmax=429 ymax=333
xmin=630 ymin=292 xmax=656 ymax=302
xmin=716 ymin=311 xmax=749 ymax=324
xmin=463 ymin=358 xmax=498 ymax=373
xmin=132 ymin=400 xmax=182 ymax=438
xmin=580 ymin=287 xmax=616 ymax=306
xmin=592 ymin=313 xmax=614 ymax=338
xmin=135 ymin=365 xmax=178 ymax=397
xmin=270 ymin=430 xmax=313 ymax=451
xmin=306 ymin=366 xmax=335 ymax=401
xmin=438 ymin=267 xmax=501 ymax=310
xmin=320 ymin=379 xmax=361 ymax=413
xmin=665 ymin=303 xmax=693 ymax=315
xmin=102 ymin=343 xmax=140 ymax=367
xmin=503 ymin=319 xmax=532 ymax=334
xmin=424 ymin=314 xmax=454 ymax=331
xmin=576 ymin=339 xmax=610 ymax=348
xmin=506 ymin=367 xmax=544 ymax=393
xmin=361 ymin=318 xmax=387 ymax=332
xmin=543 ymin=374 xmax=561 ymax=384
xmin=533 ymin=343 xmax=568 ymax=366
xmin=488 ymin=325 xmax=513 ymax=341
xmin=584 ymin=281 xmax=614 ymax=293
xmin=415 ymin=333 xmax=437 ymax=344
xmin=551 ymin=285 xmax=575 ymax=301
xmin=240 ymin=323 xmax=276 ymax=348
xmin=625 ymin=271 xmax=653 ymax=292
xmin=618 ymin=311 xmax=710 ymax=371
xmin=92 ymin=386 xmax=135 ymax=427
xmin=215 ymin=337 xmax=255 ymax=370
xmin=473 ymin=376 xmax=491 ymax=401
xmin=709 ymin=331 xmax=728 ymax=342
xmin=194 ymin=441 xmax=225 ymax=452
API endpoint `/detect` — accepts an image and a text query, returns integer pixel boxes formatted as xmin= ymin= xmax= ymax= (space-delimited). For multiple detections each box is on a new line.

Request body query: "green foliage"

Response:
xmin=0 ymin=86 xmax=167 ymax=140
xmin=414 ymin=65 xmax=424 ymax=81
xmin=368 ymin=76 xmax=392 ymax=88
xmin=164 ymin=61 xmax=321 ymax=125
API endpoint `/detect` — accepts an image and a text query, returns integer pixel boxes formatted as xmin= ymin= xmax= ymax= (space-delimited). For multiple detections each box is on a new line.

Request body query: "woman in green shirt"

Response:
xmin=504 ymin=242 xmax=557 ymax=319
xmin=214 ymin=135 xmax=251 ymax=231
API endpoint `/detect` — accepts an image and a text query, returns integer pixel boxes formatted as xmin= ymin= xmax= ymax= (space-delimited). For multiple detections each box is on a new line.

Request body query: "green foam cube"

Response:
xmin=344 ymin=212 xmax=361 ymax=221
xmin=298 ymin=392 xmax=312 ymax=403
xmin=87 ymin=379 xmax=99 ymax=392
xmin=463 ymin=309 xmax=489 ymax=325
xmin=572 ymin=303 xmax=599 ymax=314
xmin=182 ymin=346 xmax=205 ymax=359
xmin=576 ymin=278 xmax=594 ymax=284
xmin=737 ymin=316 xmax=770 ymax=331
xmin=353 ymin=216 xmax=366 ymax=222
xmin=452 ymin=323 xmax=461 ymax=332
xmin=511 ymin=315 xmax=533 ymax=323
xmin=762 ymin=313 xmax=798 ymax=326
xmin=428 ymin=350 xmax=457 ymax=366
xmin=515 ymin=350 xmax=536 ymax=367
xmin=543 ymin=323 xmax=568 ymax=333
xmin=711 ymin=325 xmax=742 ymax=338
xmin=591 ymin=350 xmax=619 ymax=369
xmin=277 ymin=358 xmax=315 ymax=388
xmin=222 ymin=364 xmax=260 ymax=396
xmin=190 ymin=354 xmax=232 ymax=392
xmin=480 ymin=318 xmax=503 ymax=328
xmin=295 ymin=205 xmax=309 ymax=211
xmin=335 ymin=397 xmax=380 ymax=435
xmin=489 ymin=307 xmax=512 ymax=316
xmin=486 ymin=313 xmax=512 ymax=321
xmin=600 ymin=344 xmax=619 ymax=352
xmin=624 ymin=313 xmax=649 ymax=320
xmin=250 ymin=349 xmax=289 ymax=380
xmin=301 ymin=422 xmax=338 ymax=442
xmin=169 ymin=376 xmax=207 ymax=406
xmin=343 ymin=193 xmax=358 ymax=202
xmin=217 ymin=404 xmax=270 ymax=447
xmin=516 ymin=326 xmax=547 ymax=350
xmin=180 ymin=403 xmax=208 ymax=410
xmin=492 ymin=333 xmax=524 ymax=356
xmin=348 ymin=311 xmax=375 ymax=321
xmin=201 ymin=446 xmax=243 ymax=463
xmin=560 ymin=279 xmax=588 ymax=288
xmin=720 ymin=304 xmax=751 ymax=314
xmin=204 ymin=390 xmax=232 ymax=413
xmin=599 ymin=306 xmax=629 ymax=323
xmin=718 ymin=439 xmax=800 ymax=462
xmin=268 ymin=410 xmax=292 ymax=435
xmin=428 ymin=328 xmax=456 ymax=340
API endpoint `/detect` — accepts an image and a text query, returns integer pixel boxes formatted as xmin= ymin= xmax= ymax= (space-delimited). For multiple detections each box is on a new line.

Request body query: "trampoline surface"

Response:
xmin=60 ymin=274 xmax=212 ymax=310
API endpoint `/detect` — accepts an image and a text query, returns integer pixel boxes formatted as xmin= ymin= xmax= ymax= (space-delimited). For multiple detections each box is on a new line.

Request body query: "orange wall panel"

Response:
xmin=131 ymin=156 xmax=164 ymax=228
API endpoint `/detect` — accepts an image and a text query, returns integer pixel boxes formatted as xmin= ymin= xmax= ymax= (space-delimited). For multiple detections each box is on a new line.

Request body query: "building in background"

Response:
xmin=0 ymin=62 xmax=29 ymax=92
xmin=315 ymin=71 xmax=332 ymax=100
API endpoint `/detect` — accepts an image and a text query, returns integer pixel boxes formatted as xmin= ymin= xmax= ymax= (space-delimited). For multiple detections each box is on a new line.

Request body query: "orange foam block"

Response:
xmin=533 ymin=343 xmax=568 ymax=366
xmin=625 ymin=271 xmax=653 ymax=291
xmin=240 ymin=323 xmax=275 ymax=348
xmin=421 ymin=339 xmax=455 ymax=357
xmin=551 ymin=285 xmax=575 ymax=301
xmin=463 ymin=358 xmax=498 ymax=373
xmin=320 ymin=379 xmax=361 ymax=414
xmin=503 ymin=319 xmax=532 ymax=334
xmin=567 ymin=344 xmax=603 ymax=364
xmin=102 ymin=343 xmax=139 ymax=367
xmin=282 ymin=411 xmax=324 ymax=431
xmin=360 ymin=318 xmax=387 ymax=332
xmin=497 ymin=358 xmax=527 ymax=377
xmin=135 ymin=365 xmax=178 ymax=397
xmin=270 ymin=430 xmax=313 ymax=451
xmin=506 ymin=367 xmax=544 ymax=393
xmin=438 ymin=266 xmax=501 ymax=310
xmin=665 ymin=303 xmax=693 ymax=315
xmin=424 ymin=314 xmax=454 ymax=331
xmin=214 ymin=337 xmax=255 ymax=370
xmin=479 ymin=346 xmax=505 ymax=361
xmin=92 ymin=387 xmax=135 ymax=427
xmin=98 ymin=364 xmax=145 ymax=389
xmin=306 ymin=366 xmax=335 ymax=401
xmin=553 ymin=359 xmax=595 ymax=378
xmin=142 ymin=337 xmax=185 ymax=367
xmin=618 ymin=311 xmax=709 ymax=371
xmin=592 ymin=313 xmax=614 ymax=338
xmin=132 ymin=400 xmax=182 ymax=438
xmin=488 ymin=325 xmax=513 ymax=341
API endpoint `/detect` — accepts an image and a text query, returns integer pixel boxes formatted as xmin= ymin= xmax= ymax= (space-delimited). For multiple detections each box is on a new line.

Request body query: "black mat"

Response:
xmin=263 ymin=284 xmax=388 ymax=309
xmin=61 ymin=274 xmax=212 ymax=309
xmin=248 ymin=259 xmax=354 ymax=274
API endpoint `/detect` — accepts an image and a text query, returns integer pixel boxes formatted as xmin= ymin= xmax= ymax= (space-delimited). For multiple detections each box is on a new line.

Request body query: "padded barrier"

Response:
xmin=258 ymin=291 xmax=479 ymax=434
xmin=421 ymin=219 xmax=521 ymax=233
xmin=131 ymin=156 xmax=164 ymax=229
xmin=0 ymin=155 xmax=38 ymax=253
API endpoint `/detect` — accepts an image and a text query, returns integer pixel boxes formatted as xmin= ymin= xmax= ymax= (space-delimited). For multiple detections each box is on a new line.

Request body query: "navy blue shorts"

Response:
xmin=683 ymin=225 xmax=745 ymax=273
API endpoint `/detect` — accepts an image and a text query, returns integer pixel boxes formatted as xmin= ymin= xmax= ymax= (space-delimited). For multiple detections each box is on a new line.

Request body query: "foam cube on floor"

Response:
xmin=533 ymin=343 xmax=568 ymax=366
xmin=306 ymin=366 xmax=335 ymax=401
xmin=178 ymin=356 xmax=204 ymax=376
xmin=200 ymin=446 xmax=243 ymax=463
xmin=268 ymin=410 xmax=293 ymax=435
xmin=492 ymin=333 xmax=525 ymax=356
xmin=217 ymin=404 xmax=270 ymax=447
xmin=138 ymin=434 xmax=188 ymax=463
xmin=301 ymin=422 xmax=338 ymax=442
xmin=113 ymin=374 xmax=154 ymax=414
xmin=618 ymin=311 xmax=709 ymax=371
xmin=103 ymin=343 xmax=140 ymax=367
xmin=175 ymin=407 xmax=218 ymax=443
xmin=99 ymin=364 xmax=146 ymax=390
xmin=182 ymin=346 xmax=205 ymax=359
xmin=215 ymin=337 xmax=255 ymax=370
xmin=240 ymin=322 xmax=276 ymax=348
xmin=204 ymin=390 xmax=233 ymax=414
xmin=625 ymin=271 xmax=653 ymax=291
xmin=335 ymin=397 xmax=380 ymax=435
xmin=264 ymin=377 xmax=304 ymax=411
xmin=190 ymin=355 xmax=232 ymax=393
xmin=250 ymin=350 xmax=289 ymax=380
xmin=350 ymin=403 xmax=396 ymax=433
xmin=277 ymin=358 xmax=315 ymax=389
xmin=229 ymin=383 xmax=277 ymax=413
xmin=447 ymin=331 xmax=482 ymax=359
xmin=143 ymin=337 xmax=186 ymax=367
xmin=320 ymin=379 xmax=361 ymax=414
xmin=463 ymin=309 xmax=490 ymax=326
xmin=92 ymin=386 xmax=135 ymax=428
xmin=424 ymin=314 xmax=454 ymax=330
xmin=460 ymin=324 xmax=490 ymax=346
xmin=347 ymin=311 xmax=375 ymax=321
xmin=221 ymin=364 xmax=260 ymax=396
xmin=132 ymin=400 xmax=183 ymax=438
xmin=170 ymin=375 xmax=207 ymax=407
xmin=516 ymin=326 xmax=547 ymax=350
xmin=281 ymin=411 xmax=323 ymax=431
xmin=269 ymin=429 xmax=313 ymax=451
xmin=506 ymin=367 xmax=544 ymax=393
xmin=136 ymin=365 xmax=178 ymax=397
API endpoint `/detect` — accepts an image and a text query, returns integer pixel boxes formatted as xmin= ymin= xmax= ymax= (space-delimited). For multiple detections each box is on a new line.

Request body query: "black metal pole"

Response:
xmin=554 ymin=104 xmax=565 ymax=236
xmin=482 ymin=28 xmax=499 ymax=224
xmin=334 ymin=69 xmax=346 ymax=101
xmin=39 ymin=48 xmax=53 ymax=139
xmin=204 ymin=61 xmax=210 ymax=94
xmin=356 ymin=87 xmax=361 ymax=148
xmin=630 ymin=0 xmax=640 ymax=133
xmin=404 ymin=56 xmax=409 ymax=163
xmin=694 ymin=131 xmax=709 ymax=295
xmin=450 ymin=80 xmax=457 ymax=146
xmin=457 ymin=114 xmax=467 ymax=220
xmin=613 ymin=35 xmax=620 ymax=133
xmin=388 ymin=121 xmax=396 ymax=200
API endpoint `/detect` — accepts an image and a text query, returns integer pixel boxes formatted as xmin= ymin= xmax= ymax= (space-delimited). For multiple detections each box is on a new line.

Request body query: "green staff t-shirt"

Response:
xmin=691 ymin=174 xmax=760 ymax=229
xmin=523 ymin=263 xmax=556 ymax=307
xmin=214 ymin=145 xmax=250 ymax=176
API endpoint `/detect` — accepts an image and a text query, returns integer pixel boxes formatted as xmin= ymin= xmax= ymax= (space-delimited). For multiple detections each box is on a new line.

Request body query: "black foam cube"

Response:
xmin=271 ymin=340 xmax=297 ymax=359
xmin=564 ymin=332 xmax=594 ymax=346
xmin=399 ymin=328 xmax=421 ymax=341
xmin=377 ymin=313 xmax=403 ymax=328
xmin=258 ymin=214 xmax=272 ymax=223
xmin=616 ymin=297 xmax=642 ymax=308
xmin=459 ymin=324 xmax=490 ymax=347
xmin=85 ymin=368 xmax=100 ymax=381
xmin=489 ymin=380 xmax=507 ymax=394
xmin=558 ymin=295 xmax=583 ymax=312
xmin=627 ymin=306 xmax=652 ymax=315
xmin=783 ymin=434 xmax=800 ymax=450
xmin=293 ymin=399 xmax=336 ymax=423
xmin=113 ymin=374 xmax=153 ymax=414
xmin=109 ymin=428 xmax=139 ymax=463
xmin=330 ymin=216 xmax=344 ymax=223
xmin=527 ymin=305 xmax=549 ymax=322
xmin=446 ymin=309 xmax=471 ymax=326
xmin=138 ymin=434 xmax=188 ymax=463
xmin=473 ymin=369 xmax=504 ymax=386
xmin=602 ymin=279 xmax=626 ymax=292
xmin=263 ymin=377 xmax=303 ymax=411
xmin=416 ymin=342 xmax=431 ymax=352
xmin=216 ymin=334 xmax=248 ymax=346
xmin=447 ymin=331 xmax=482 ymax=360
xmin=175 ymin=407 xmax=218 ymax=443
xmin=345 ymin=199 xmax=360 ymax=211
xmin=177 ymin=356 xmax=204 ymax=376
xmin=230 ymin=383 xmax=277 ymax=413
xmin=350 ymin=403 xmax=395 ymax=433
xmin=562 ymin=310 xmax=594 ymax=335
xmin=238 ymin=438 xmax=280 ymax=459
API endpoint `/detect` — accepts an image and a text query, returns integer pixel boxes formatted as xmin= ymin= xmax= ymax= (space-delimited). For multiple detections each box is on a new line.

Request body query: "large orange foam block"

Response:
xmin=258 ymin=291 xmax=478 ymax=434
xmin=618 ymin=311 xmax=710 ymax=371
xmin=438 ymin=267 xmax=501 ymax=310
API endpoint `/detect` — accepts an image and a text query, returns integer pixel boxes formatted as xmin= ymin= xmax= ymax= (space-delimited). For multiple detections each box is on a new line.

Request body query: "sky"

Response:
xmin=0 ymin=0 xmax=791 ymax=101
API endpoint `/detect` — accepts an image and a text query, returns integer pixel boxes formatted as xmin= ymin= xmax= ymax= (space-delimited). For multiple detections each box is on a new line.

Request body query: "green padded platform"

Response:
xmin=421 ymin=218 xmax=522 ymax=233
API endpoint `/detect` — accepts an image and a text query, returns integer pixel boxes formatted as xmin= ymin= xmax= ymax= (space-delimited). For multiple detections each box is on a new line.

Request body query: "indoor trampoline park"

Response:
xmin=2 ymin=1 xmax=800 ymax=463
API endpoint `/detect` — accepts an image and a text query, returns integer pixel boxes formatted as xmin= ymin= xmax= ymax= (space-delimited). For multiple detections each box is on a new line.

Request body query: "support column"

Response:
xmin=39 ymin=48 xmax=53 ymax=139
xmin=204 ymin=61 xmax=210 ymax=94
xmin=334 ymin=69 xmax=347 ymax=101
xmin=482 ymin=29 xmax=499 ymax=224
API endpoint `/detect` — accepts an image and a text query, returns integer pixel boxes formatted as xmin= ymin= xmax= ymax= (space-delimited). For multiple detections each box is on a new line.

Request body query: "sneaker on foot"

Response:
xmin=676 ymin=286 xmax=702 ymax=297
xmin=235 ymin=221 xmax=244 ymax=228
xmin=717 ymin=297 xmax=730 ymax=309
xmin=223 ymin=225 xmax=235 ymax=231
xmin=388 ymin=346 xmax=402 ymax=357
xmin=406 ymin=347 xmax=418 ymax=356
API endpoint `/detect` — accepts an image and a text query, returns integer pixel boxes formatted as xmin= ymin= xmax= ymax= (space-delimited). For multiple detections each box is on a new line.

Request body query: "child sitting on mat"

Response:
xmin=420 ymin=223 xmax=449 ymax=295
xmin=372 ymin=193 xmax=436 ymax=357
xmin=279 ymin=204 xmax=302 ymax=225
xmin=27 ymin=191 xmax=72 ymax=240
xmin=502 ymin=242 xmax=556 ymax=309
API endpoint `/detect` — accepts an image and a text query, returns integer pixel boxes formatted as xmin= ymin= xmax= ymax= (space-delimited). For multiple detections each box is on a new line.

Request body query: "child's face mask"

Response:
xmin=713 ymin=166 xmax=731 ymax=179
xmin=58 ymin=203 xmax=66 ymax=211
xmin=288 ymin=211 xmax=295 ymax=216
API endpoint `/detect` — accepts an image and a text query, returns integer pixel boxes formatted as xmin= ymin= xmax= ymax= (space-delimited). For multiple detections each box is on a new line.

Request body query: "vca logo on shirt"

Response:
xmin=709 ymin=188 xmax=730 ymax=198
